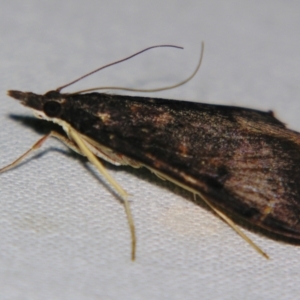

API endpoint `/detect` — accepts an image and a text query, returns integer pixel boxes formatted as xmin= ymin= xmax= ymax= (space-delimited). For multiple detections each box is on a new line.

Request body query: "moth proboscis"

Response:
xmin=3 ymin=43 xmax=300 ymax=260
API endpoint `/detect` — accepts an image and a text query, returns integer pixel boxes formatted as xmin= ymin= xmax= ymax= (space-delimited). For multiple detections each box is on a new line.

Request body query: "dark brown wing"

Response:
xmin=60 ymin=92 xmax=300 ymax=239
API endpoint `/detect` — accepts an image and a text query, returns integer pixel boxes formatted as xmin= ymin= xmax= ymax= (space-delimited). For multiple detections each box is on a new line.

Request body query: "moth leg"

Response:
xmin=1 ymin=132 xmax=50 ymax=173
xmin=195 ymin=193 xmax=269 ymax=259
xmin=0 ymin=131 xmax=83 ymax=173
xmin=68 ymin=127 xmax=136 ymax=261
xmin=152 ymin=170 xmax=167 ymax=181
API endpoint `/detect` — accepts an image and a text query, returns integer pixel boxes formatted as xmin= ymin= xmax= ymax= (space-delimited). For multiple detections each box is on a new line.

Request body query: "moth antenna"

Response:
xmin=71 ymin=42 xmax=205 ymax=95
xmin=56 ymin=45 xmax=183 ymax=92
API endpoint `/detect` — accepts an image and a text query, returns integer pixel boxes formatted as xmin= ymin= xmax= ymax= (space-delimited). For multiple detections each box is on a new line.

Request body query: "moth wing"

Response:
xmin=63 ymin=93 xmax=300 ymax=240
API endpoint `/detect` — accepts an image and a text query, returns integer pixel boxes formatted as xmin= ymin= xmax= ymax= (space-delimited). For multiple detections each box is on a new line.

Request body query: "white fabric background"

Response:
xmin=1 ymin=1 xmax=300 ymax=299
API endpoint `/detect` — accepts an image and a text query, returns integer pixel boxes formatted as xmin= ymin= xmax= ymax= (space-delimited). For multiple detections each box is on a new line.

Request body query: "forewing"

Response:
xmin=61 ymin=93 xmax=300 ymax=239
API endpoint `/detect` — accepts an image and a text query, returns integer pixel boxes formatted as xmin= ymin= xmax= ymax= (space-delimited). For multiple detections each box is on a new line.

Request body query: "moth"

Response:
xmin=2 ymin=43 xmax=300 ymax=260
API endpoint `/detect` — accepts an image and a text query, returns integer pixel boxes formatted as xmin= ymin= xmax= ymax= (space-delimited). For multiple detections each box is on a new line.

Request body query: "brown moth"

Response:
xmin=2 ymin=44 xmax=299 ymax=259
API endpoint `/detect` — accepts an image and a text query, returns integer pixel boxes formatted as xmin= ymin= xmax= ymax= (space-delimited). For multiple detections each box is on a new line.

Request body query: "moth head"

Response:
xmin=7 ymin=90 xmax=65 ymax=120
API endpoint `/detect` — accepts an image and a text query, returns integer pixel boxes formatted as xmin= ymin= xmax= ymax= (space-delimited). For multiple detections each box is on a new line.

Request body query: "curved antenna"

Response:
xmin=56 ymin=45 xmax=183 ymax=92
xmin=71 ymin=42 xmax=204 ymax=95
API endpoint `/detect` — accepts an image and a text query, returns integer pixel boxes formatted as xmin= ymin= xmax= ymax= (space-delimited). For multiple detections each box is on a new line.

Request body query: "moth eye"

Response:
xmin=43 ymin=101 xmax=62 ymax=117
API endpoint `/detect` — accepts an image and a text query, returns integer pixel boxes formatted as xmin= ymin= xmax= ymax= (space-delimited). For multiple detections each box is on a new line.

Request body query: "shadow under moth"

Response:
xmin=2 ymin=43 xmax=299 ymax=260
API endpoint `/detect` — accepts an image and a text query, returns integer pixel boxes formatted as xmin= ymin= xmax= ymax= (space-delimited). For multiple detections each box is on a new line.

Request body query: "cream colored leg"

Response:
xmin=68 ymin=127 xmax=136 ymax=260
xmin=195 ymin=193 xmax=269 ymax=259
xmin=1 ymin=128 xmax=136 ymax=260
xmin=0 ymin=131 xmax=83 ymax=173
